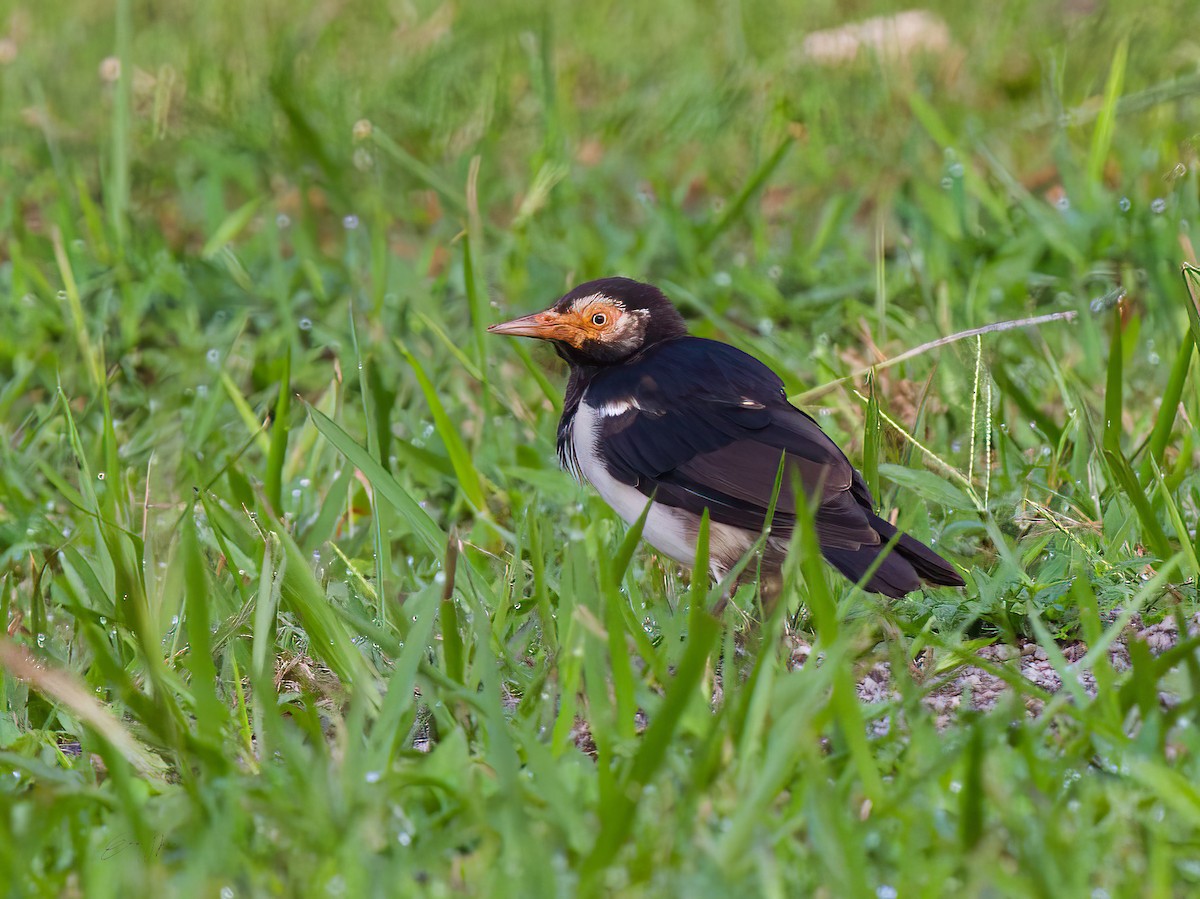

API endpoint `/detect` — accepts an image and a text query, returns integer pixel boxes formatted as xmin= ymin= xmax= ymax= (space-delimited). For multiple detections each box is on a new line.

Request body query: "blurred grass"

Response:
xmin=2 ymin=0 xmax=1200 ymax=894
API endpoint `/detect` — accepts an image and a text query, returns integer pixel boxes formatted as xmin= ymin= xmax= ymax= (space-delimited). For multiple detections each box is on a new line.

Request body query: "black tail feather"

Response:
xmin=822 ymin=544 xmax=921 ymax=598
xmin=822 ymin=514 xmax=964 ymax=598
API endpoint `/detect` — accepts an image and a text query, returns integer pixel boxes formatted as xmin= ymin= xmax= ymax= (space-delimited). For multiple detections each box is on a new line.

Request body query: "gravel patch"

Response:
xmin=785 ymin=611 xmax=1200 ymax=732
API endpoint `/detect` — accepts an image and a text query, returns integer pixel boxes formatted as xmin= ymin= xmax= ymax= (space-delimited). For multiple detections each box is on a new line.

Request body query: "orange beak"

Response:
xmin=487 ymin=309 xmax=573 ymax=341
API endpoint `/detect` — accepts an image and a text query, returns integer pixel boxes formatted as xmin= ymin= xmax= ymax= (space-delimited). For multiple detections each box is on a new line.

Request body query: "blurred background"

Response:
xmin=4 ymin=0 xmax=1200 ymax=895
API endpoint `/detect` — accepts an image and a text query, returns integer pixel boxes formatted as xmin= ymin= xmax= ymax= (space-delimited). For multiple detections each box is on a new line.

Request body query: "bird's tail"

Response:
xmin=822 ymin=514 xmax=964 ymax=599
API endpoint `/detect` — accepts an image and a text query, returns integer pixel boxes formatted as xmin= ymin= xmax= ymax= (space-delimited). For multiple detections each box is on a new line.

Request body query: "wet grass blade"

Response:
xmin=201 ymin=197 xmax=264 ymax=260
xmin=308 ymin=406 xmax=446 ymax=556
xmin=700 ymin=135 xmax=793 ymax=249
xmin=272 ymin=518 xmax=380 ymax=709
xmin=396 ymin=339 xmax=486 ymax=511
xmin=439 ymin=534 xmax=464 ymax=684
xmin=264 ymin=346 xmax=291 ymax=514
xmin=863 ymin=370 xmax=881 ymax=501
xmin=181 ymin=506 xmax=226 ymax=743
xmin=1087 ymin=39 xmax=1128 ymax=187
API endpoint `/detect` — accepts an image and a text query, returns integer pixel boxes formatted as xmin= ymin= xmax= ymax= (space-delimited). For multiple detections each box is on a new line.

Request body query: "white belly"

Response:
xmin=570 ymin=401 xmax=754 ymax=573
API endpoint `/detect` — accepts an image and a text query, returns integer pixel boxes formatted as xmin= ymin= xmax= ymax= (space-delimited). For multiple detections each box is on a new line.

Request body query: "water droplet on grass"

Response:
xmin=1118 ymin=197 xmax=1131 ymax=212
xmin=1151 ymin=197 xmax=1167 ymax=214
xmin=299 ymin=317 xmax=313 ymax=331
xmin=207 ymin=349 xmax=221 ymax=365
xmin=1055 ymin=196 xmax=1070 ymax=212
xmin=365 ymin=770 xmax=382 ymax=784
xmin=276 ymin=213 xmax=291 ymax=229
xmin=36 ymin=633 xmax=45 ymax=647
xmin=343 ymin=214 xmax=359 ymax=230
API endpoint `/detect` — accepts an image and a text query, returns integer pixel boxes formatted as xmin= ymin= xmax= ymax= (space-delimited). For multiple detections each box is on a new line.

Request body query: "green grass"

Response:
xmin=3 ymin=0 xmax=1200 ymax=894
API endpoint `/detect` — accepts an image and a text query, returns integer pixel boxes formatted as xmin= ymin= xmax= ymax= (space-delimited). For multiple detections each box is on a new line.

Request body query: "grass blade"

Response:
xmin=308 ymin=406 xmax=447 ymax=556
xmin=396 ymin=339 xmax=487 ymax=511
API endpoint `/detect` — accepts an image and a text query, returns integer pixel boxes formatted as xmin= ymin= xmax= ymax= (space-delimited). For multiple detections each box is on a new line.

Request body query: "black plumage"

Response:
xmin=489 ymin=277 xmax=964 ymax=599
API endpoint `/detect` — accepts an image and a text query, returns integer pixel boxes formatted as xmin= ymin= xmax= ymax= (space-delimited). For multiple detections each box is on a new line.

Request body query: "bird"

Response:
xmin=488 ymin=276 xmax=965 ymax=600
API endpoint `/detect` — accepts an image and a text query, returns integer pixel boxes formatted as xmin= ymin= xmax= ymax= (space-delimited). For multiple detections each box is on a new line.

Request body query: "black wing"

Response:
xmin=587 ymin=338 xmax=873 ymax=547
xmin=586 ymin=338 xmax=964 ymax=595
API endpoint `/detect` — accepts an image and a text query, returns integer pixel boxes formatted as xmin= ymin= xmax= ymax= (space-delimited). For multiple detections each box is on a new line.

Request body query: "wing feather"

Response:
xmin=587 ymin=338 xmax=881 ymax=551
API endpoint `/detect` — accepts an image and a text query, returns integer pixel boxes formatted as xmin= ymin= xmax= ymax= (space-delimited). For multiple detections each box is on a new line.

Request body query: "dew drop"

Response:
xmin=1055 ymin=196 xmax=1070 ymax=212
xmin=207 ymin=348 xmax=221 ymax=365
xmin=343 ymin=214 xmax=360 ymax=230
xmin=299 ymin=317 xmax=313 ymax=332
xmin=1151 ymin=198 xmax=1167 ymax=214
xmin=1118 ymin=197 xmax=1131 ymax=212
xmin=397 ymin=832 xmax=412 ymax=846
xmin=276 ymin=213 xmax=291 ymax=229
xmin=36 ymin=633 xmax=45 ymax=648
xmin=97 ymin=472 xmax=105 ymax=481
xmin=365 ymin=770 xmax=382 ymax=784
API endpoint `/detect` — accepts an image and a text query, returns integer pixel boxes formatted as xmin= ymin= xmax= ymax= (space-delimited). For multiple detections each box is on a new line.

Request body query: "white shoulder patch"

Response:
xmin=595 ymin=398 xmax=642 ymax=417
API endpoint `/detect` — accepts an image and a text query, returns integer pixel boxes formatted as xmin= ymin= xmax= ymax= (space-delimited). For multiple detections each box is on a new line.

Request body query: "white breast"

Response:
xmin=570 ymin=400 xmax=754 ymax=575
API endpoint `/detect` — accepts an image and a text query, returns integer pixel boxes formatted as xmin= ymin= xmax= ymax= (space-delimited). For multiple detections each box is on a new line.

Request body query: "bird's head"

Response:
xmin=487 ymin=277 xmax=688 ymax=366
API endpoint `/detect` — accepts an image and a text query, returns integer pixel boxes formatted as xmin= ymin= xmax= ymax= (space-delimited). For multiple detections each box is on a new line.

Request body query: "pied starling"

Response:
xmin=489 ymin=277 xmax=964 ymax=598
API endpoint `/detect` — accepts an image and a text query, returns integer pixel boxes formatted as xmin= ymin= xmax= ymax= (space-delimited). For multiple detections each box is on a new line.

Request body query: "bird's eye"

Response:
xmin=591 ymin=312 xmax=608 ymax=326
